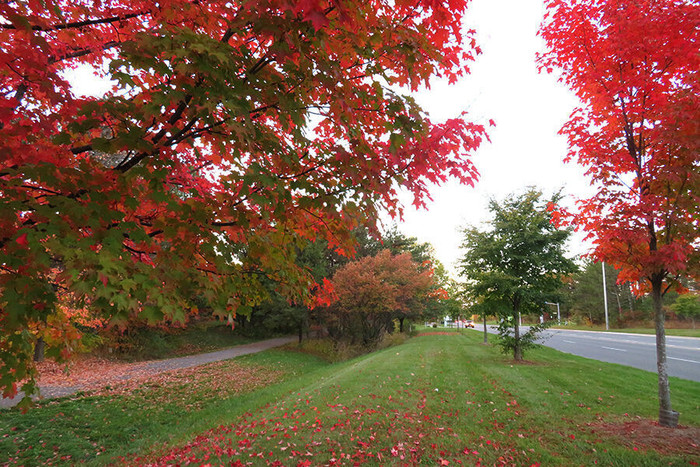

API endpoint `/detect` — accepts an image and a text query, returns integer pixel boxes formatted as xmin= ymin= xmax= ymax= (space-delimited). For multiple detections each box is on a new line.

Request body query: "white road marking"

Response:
xmin=547 ymin=332 xmax=700 ymax=351
xmin=601 ymin=346 xmax=627 ymax=352
xmin=668 ymin=357 xmax=700 ymax=364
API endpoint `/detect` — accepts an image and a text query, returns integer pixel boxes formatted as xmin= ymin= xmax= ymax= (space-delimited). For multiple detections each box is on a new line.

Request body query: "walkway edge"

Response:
xmin=0 ymin=336 xmax=296 ymax=409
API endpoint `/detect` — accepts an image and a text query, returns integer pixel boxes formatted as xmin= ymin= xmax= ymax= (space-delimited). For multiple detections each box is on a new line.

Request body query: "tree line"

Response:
xmin=236 ymin=227 xmax=455 ymax=347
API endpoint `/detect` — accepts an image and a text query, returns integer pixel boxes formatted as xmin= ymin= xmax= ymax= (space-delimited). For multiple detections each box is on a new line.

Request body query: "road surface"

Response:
xmin=474 ymin=324 xmax=700 ymax=382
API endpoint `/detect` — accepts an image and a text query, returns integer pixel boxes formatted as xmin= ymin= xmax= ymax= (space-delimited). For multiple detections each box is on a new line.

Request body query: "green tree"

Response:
xmin=469 ymin=297 xmax=505 ymax=345
xmin=459 ymin=189 xmax=577 ymax=361
xmin=244 ymin=239 xmax=333 ymax=342
xmin=423 ymin=262 xmax=461 ymax=327
xmin=671 ymin=294 xmax=700 ymax=329
xmin=568 ymin=259 xmax=637 ymax=325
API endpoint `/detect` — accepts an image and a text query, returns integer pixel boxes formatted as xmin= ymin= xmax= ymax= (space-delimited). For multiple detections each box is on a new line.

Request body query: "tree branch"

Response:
xmin=49 ymin=40 xmax=120 ymax=65
xmin=1 ymin=12 xmax=149 ymax=32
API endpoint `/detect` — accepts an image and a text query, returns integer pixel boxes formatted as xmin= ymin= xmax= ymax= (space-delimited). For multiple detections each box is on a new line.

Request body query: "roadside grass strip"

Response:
xmin=134 ymin=332 xmax=699 ymax=466
xmin=1 ymin=332 xmax=698 ymax=466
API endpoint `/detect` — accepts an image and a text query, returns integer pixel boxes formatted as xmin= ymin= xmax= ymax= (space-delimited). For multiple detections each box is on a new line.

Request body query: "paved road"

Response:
xmin=474 ymin=325 xmax=700 ymax=382
xmin=0 ymin=336 xmax=296 ymax=409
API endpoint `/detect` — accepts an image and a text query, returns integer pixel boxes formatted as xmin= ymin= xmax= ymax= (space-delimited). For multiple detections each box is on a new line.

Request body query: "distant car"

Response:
xmin=465 ymin=320 xmax=475 ymax=328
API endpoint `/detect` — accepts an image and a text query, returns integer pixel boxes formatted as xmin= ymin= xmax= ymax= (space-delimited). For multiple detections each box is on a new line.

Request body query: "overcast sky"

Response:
xmin=394 ymin=0 xmax=594 ymax=275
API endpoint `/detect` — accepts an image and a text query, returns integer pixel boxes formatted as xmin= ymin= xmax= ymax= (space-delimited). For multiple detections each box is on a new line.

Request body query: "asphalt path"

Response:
xmin=0 ymin=336 xmax=296 ymax=409
xmin=474 ymin=324 xmax=700 ymax=383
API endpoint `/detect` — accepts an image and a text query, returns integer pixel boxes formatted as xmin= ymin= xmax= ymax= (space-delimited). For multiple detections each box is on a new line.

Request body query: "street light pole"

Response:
xmin=602 ymin=261 xmax=609 ymax=330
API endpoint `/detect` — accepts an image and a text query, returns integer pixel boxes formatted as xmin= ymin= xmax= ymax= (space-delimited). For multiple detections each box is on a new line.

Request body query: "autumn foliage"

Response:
xmin=325 ymin=250 xmax=434 ymax=345
xmin=0 ymin=0 xmax=486 ymax=402
xmin=539 ymin=0 xmax=699 ymax=289
xmin=539 ymin=0 xmax=699 ymax=424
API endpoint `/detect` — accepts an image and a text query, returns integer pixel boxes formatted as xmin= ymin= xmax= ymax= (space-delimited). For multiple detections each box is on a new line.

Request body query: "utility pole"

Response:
xmin=602 ymin=262 xmax=609 ymax=330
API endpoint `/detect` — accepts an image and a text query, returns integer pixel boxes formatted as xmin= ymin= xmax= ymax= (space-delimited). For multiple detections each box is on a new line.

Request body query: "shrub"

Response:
xmin=376 ymin=332 xmax=409 ymax=350
xmin=288 ymin=332 xmax=410 ymax=362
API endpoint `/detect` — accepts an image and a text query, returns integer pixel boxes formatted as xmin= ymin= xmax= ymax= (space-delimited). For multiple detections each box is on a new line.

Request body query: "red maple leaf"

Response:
xmin=15 ymin=233 xmax=28 ymax=247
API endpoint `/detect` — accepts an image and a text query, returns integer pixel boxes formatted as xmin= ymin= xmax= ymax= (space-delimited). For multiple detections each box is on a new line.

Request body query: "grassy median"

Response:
xmin=1 ymin=330 xmax=698 ymax=465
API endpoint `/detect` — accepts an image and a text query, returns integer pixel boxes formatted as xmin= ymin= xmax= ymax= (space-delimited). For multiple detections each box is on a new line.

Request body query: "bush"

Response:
xmin=287 ymin=338 xmax=366 ymax=362
xmin=496 ymin=320 xmax=552 ymax=361
xmin=93 ymin=321 xmax=249 ymax=361
xmin=288 ymin=332 xmax=410 ymax=362
xmin=376 ymin=332 xmax=409 ymax=349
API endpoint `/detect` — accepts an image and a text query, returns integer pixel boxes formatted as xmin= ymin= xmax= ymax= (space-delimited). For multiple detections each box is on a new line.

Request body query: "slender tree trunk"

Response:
xmin=399 ymin=317 xmax=404 ymax=333
xmin=615 ymin=284 xmax=623 ymax=319
xmin=643 ymin=213 xmax=677 ymax=427
xmin=483 ymin=314 xmax=488 ymax=344
xmin=652 ymin=276 xmax=676 ymax=427
xmin=513 ymin=305 xmax=523 ymax=361
xmin=33 ymin=336 xmax=45 ymax=362
xmin=626 ymin=283 xmax=634 ymax=313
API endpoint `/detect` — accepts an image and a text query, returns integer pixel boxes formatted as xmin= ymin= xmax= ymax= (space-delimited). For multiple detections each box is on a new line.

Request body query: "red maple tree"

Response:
xmin=0 ymin=0 xmax=486 ymax=403
xmin=539 ymin=0 xmax=699 ymax=426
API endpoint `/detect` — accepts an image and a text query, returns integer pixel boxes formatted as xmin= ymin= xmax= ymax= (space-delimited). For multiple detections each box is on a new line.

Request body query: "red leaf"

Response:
xmin=304 ymin=10 xmax=328 ymax=30
xmin=16 ymin=233 xmax=28 ymax=247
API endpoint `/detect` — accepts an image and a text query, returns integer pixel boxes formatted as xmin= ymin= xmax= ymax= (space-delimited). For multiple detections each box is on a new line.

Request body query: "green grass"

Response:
xmin=2 ymin=332 xmax=698 ymax=466
xmin=0 ymin=350 xmax=328 ymax=465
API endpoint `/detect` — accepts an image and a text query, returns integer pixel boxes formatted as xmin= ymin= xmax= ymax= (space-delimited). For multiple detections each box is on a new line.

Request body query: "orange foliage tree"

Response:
xmin=327 ymin=250 xmax=434 ymax=345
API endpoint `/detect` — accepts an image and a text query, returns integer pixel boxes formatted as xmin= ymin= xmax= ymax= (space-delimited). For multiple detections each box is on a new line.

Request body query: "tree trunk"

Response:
xmin=33 ymin=336 xmax=45 ymax=362
xmin=626 ymin=283 xmax=634 ymax=313
xmin=614 ymin=284 xmax=623 ymax=319
xmin=298 ymin=321 xmax=303 ymax=344
xmin=513 ymin=307 xmax=523 ymax=361
xmin=399 ymin=317 xmax=404 ymax=333
xmin=652 ymin=276 xmax=677 ymax=427
xmin=483 ymin=314 xmax=488 ymax=344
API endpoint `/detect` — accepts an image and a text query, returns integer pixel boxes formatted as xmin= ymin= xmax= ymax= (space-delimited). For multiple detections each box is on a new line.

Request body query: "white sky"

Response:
xmin=394 ymin=0 xmax=594 ymax=275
